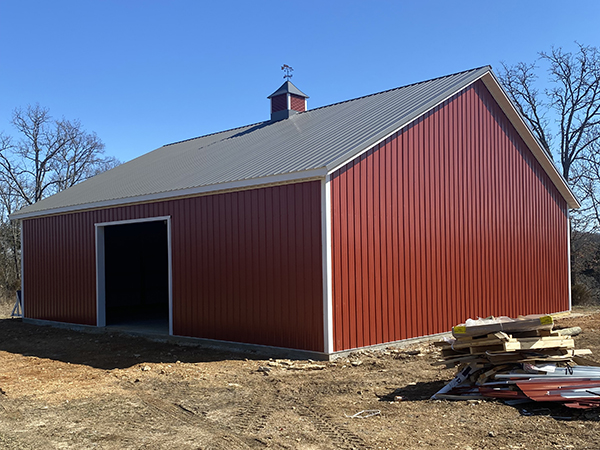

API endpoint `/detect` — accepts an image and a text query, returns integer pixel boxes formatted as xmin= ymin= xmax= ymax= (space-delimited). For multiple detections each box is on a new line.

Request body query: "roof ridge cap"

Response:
xmin=161 ymin=67 xmax=491 ymax=143
xmin=306 ymin=66 xmax=491 ymax=114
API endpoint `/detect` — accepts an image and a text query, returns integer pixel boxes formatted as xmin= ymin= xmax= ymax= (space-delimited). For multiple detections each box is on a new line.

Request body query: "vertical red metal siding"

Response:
xmin=22 ymin=181 xmax=324 ymax=352
xmin=290 ymin=94 xmax=306 ymax=112
xmin=331 ymin=80 xmax=570 ymax=352
xmin=271 ymin=95 xmax=288 ymax=113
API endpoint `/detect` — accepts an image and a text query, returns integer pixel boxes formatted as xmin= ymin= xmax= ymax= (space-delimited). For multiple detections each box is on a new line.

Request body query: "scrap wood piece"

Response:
xmin=431 ymin=355 xmax=485 ymax=367
xmin=453 ymin=315 xmax=554 ymax=338
xmin=450 ymin=331 xmax=512 ymax=344
xmin=344 ymin=409 xmax=381 ymax=419
xmin=477 ymin=364 xmax=512 ymax=385
xmin=572 ymin=349 xmax=594 ymax=356
xmin=503 ymin=337 xmax=574 ymax=351
xmin=469 ymin=344 xmax=506 ymax=354
xmin=446 ymin=333 xmax=512 ymax=350
xmin=554 ymin=326 xmax=582 ymax=337
xmin=484 ymin=352 xmax=554 ymax=364
xmin=493 ymin=331 xmax=512 ymax=342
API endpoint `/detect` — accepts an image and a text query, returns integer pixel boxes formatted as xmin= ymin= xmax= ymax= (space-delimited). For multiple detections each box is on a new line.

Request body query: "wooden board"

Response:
xmin=452 ymin=315 xmax=554 ymax=338
xmin=503 ymin=337 xmax=574 ymax=351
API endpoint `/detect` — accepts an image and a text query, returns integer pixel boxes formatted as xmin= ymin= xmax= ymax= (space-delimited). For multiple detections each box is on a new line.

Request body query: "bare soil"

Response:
xmin=1 ymin=302 xmax=600 ymax=449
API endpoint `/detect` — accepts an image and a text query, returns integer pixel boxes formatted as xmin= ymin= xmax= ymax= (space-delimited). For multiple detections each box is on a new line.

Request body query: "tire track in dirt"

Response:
xmin=232 ymin=395 xmax=272 ymax=436
xmin=134 ymin=390 xmax=258 ymax=449
xmin=293 ymin=403 xmax=367 ymax=450
xmin=230 ymin=376 xmax=368 ymax=449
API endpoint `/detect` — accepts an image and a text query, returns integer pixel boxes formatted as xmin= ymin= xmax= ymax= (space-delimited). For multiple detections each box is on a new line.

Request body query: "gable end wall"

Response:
xmin=330 ymin=80 xmax=570 ymax=352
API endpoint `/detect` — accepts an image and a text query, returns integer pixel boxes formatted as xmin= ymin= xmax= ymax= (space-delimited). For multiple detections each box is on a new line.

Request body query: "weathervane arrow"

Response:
xmin=281 ymin=64 xmax=294 ymax=80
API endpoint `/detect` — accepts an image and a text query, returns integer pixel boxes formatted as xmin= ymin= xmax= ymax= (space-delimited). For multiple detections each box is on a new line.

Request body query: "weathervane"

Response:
xmin=281 ymin=64 xmax=294 ymax=80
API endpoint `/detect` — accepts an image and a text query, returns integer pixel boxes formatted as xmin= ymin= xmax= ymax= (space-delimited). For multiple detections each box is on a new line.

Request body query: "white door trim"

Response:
xmin=95 ymin=216 xmax=172 ymax=335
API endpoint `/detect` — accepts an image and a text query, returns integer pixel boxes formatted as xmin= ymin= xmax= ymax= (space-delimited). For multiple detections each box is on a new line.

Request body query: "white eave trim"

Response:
xmin=10 ymin=168 xmax=328 ymax=220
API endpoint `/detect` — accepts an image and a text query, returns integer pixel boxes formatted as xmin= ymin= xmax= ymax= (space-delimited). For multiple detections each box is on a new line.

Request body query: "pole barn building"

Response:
xmin=12 ymin=66 xmax=579 ymax=357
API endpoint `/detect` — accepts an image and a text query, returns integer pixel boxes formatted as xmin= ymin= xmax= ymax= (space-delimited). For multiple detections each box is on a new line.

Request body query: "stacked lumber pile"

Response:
xmin=433 ymin=315 xmax=600 ymax=409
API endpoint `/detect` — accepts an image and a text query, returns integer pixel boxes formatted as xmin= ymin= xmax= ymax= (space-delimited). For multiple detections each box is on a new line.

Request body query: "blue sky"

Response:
xmin=0 ymin=0 xmax=599 ymax=162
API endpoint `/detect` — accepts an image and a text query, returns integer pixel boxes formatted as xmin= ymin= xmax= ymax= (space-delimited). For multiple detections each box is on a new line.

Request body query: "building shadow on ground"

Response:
xmin=0 ymin=318 xmax=287 ymax=370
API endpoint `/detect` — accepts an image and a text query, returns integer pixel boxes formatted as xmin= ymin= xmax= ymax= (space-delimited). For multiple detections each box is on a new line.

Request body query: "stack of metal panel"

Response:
xmin=432 ymin=315 xmax=600 ymax=409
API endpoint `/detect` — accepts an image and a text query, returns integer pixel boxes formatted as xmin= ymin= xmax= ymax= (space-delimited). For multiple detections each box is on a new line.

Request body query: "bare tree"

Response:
xmin=0 ymin=104 xmax=119 ymax=207
xmin=0 ymin=105 xmax=119 ymax=303
xmin=0 ymin=183 xmax=21 ymax=299
xmin=499 ymin=44 xmax=600 ymax=177
xmin=500 ymin=44 xmax=600 ymax=303
xmin=498 ymin=43 xmax=600 ymax=233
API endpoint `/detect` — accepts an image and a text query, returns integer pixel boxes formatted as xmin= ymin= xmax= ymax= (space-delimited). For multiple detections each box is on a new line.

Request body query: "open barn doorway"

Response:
xmin=96 ymin=217 xmax=171 ymax=335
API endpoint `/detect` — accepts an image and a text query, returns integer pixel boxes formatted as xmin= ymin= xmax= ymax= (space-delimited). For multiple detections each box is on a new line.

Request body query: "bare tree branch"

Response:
xmin=499 ymin=43 xmax=600 ymax=233
xmin=0 ymin=104 xmax=121 ymax=300
xmin=0 ymin=104 xmax=119 ymax=206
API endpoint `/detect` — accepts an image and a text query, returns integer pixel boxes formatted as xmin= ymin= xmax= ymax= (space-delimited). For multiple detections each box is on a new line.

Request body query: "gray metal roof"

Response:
xmin=14 ymin=65 xmax=574 ymax=219
xmin=267 ymin=80 xmax=309 ymax=98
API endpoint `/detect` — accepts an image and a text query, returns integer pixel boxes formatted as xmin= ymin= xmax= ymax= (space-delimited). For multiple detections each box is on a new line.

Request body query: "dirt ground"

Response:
xmin=1 ymin=303 xmax=600 ymax=449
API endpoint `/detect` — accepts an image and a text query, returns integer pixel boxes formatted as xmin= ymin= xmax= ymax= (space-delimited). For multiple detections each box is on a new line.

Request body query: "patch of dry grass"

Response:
xmin=0 ymin=297 xmax=13 ymax=319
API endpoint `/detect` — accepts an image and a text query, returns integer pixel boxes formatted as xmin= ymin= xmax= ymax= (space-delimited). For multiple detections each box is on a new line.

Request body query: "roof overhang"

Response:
xmin=267 ymin=81 xmax=309 ymax=99
xmin=10 ymin=168 xmax=327 ymax=220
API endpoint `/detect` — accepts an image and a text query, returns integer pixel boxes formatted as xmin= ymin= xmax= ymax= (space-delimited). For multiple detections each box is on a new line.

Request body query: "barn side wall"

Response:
xmin=330 ymin=80 xmax=570 ymax=352
xmin=22 ymin=180 xmax=324 ymax=352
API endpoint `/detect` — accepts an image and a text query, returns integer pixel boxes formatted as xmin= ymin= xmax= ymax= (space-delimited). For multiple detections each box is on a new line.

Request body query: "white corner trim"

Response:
xmin=567 ymin=216 xmax=572 ymax=311
xmin=95 ymin=216 xmax=173 ymax=335
xmin=20 ymin=221 xmax=24 ymax=316
xmin=321 ymin=175 xmax=334 ymax=354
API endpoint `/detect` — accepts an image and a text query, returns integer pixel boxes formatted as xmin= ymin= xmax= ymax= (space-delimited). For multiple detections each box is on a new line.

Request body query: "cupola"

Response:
xmin=267 ymin=80 xmax=309 ymax=122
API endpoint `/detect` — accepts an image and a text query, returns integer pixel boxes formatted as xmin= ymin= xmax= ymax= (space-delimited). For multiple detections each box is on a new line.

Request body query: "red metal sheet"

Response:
xmin=516 ymin=380 xmax=600 ymax=402
xmin=563 ymin=402 xmax=600 ymax=409
xmin=330 ymin=80 xmax=571 ymax=352
xmin=22 ymin=181 xmax=324 ymax=352
xmin=477 ymin=387 xmax=526 ymax=399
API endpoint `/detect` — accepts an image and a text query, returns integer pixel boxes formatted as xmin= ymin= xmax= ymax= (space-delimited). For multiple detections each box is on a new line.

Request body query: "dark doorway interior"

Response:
xmin=104 ymin=220 xmax=169 ymax=333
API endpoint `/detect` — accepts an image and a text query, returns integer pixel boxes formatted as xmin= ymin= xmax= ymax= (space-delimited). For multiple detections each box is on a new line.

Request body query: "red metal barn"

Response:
xmin=12 ymin=67 xmax=579 ymax=357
